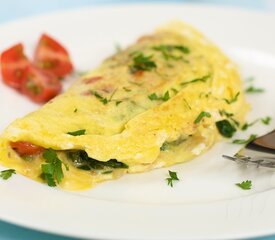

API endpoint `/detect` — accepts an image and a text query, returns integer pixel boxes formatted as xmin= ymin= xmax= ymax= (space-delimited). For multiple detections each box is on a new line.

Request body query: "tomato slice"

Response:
xmin=34 ymin=34 xmax=73 ymax=78
xmin=10 ymin=141 xmax=45 ymax=156
xmin=21 ymin=66 xmax=62 ymax=103
xmin=1 ymin=43 xmax=30 ymax=89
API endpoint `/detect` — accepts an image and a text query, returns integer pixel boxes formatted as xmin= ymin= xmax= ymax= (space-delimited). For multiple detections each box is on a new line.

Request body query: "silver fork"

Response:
xmin=223 ymin=130 xmax=275 ymax=168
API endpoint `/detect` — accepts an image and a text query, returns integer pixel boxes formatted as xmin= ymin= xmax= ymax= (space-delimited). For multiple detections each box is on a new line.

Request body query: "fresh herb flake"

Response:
xmin=162 ymin=91 xmax=170 ymax=101
xmin=171 ymin=88 xmax=179 ymax=94
xmin=232 ymin=134 xmax=257 ymax=145
xmin=148 ymin=93 xmax=158 ymax=101
xmin=0 ymin=169 xmax=16 ymax=180
xmin=91 ymin=90 xmax=116 ymax=105
xmin=160 ymin=142 xmax=168 ymax=151
xmin=92 ymin=91 xmax=109 ymax=105
xmin=123 ymin=87 xmax=131 ymax=92
xmin=67 ymin=129 xmax=86 ymax=136
xmin=216 ymin=120 xmax=237 ymax=138
xmin=148 ymin=91 xmax=170 ymax=102
xmin=194 ymin=111 xmax=211 ymax=124
xmin=129 ymin=52 xmax=157 ymax=74
xmin=219 ymin=109 xmax=234 ymax=118
xmin=223 ymin=92 xmax=240 ymax=104
xmin=241 ymin=119 xmax=259 ymax=131
xmin=152 ymin=44 xmax=189 ymax=61
xmin=166 ymin=170 xmax=179 ymax=187
xmin=181 ymin=75 xmax=210 ymax=87
xmin=41 ymin=149 xmax=68 ymax=187
xmin=231 ymin=118 xmax=240 ymax=128
xmin=116 ymin=101 xmax=122 ymax=106
xmin=245 ymin=86 xmax=264 ymax=93
xmin=261 ymin=116 xmax=272 ymax=125
xmin=236 ymin=180 xmax=252 ymax=190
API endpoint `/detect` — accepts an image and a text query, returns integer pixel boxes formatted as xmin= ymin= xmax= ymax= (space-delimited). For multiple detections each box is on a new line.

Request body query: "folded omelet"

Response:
xmin=0 ymin=21 xmax=249 ymax=190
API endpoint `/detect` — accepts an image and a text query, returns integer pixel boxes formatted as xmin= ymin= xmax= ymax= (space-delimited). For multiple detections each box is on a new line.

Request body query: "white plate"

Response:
xmin=0 ymin=4 xmax=275 ymax=240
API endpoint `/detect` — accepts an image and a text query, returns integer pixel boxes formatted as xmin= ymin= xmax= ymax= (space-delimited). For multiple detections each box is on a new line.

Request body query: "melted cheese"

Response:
xmin=0 ymin=21 xmax=249 ymax=190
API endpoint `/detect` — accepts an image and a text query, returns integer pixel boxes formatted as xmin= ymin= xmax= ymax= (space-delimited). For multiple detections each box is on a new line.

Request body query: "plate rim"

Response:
xmin=0 ymin=3 xmax=275 ymax=240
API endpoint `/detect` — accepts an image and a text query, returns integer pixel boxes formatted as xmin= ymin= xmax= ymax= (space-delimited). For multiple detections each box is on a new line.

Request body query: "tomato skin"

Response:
xmin=10 ymin=141 xmax=44 ymax=156
xmin=34 ymin=34 xmax=73 ymax=78
xmin=1 ymin=43 xmax=30 ymax=89
xmin=21 ymin=66 xmax=62 ymax=103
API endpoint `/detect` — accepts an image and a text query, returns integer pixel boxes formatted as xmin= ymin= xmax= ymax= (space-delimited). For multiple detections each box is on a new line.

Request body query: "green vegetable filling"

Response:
xmin=66 ymin=151 xmax=128 ymax=171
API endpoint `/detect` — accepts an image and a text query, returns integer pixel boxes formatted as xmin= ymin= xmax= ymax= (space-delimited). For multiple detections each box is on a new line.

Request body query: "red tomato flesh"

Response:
xmin=21 ymin=66 xmax=62 ymax=103
xmin=34 ymin=34 xmax=73 ymax=78
xmin=1 ymin=43 xmax=30 ymax=89
xmin=10 ymin=141 xmax=44 ymax=156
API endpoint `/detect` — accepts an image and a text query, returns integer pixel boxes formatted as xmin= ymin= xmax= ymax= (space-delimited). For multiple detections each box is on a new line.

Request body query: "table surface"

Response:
xmin=0 ymin=1 xmax=274 ymax=239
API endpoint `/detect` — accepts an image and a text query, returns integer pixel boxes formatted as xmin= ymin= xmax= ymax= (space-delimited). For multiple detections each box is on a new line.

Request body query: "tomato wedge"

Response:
xmin=1 ymin=43 xmax=30 ymax=89
xmin=10 ymin=141 xmax=45 ymax=156
xmin=21 ymin=66 xmax=62 ymax=103
xmin=34 ymin=34 xmax=73 ymax=78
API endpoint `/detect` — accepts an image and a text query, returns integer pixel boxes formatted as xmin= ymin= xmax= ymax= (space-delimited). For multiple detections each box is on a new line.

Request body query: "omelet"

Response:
xmin=0 ymin=21 xmax=249 ymax=190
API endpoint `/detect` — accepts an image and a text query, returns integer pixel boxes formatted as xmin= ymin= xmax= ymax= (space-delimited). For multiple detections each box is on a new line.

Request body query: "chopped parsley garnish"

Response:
xmin=123 ymin=87 xmax=131 ymax=92
xmin=219 ymin=110 xmax=239 ymax=127
xmin=236 ymin=180 xmax=252 ymax=190
xmin=116 ymin=101 xmax=122 ymax=106
xmin=241 ymin=119 xmax=259 ymax=131
xmin=171 ymin=88 xmax=179 ymax=94
xmin=230 ymin=118 xmax=240 ymax=127
xmin=174 ymin=45 xmax=190 ymax=54
xmin=41 ymin=149 xmax=68 ymax=187
xmin=152 ymin=44 xmax=189 ymax=61
xmin=160 ymin=142 xmax=168 ymax=151
xmin=261 ymin=116 xmax=272 ymax=125
xmin=129 ymin=52 xmax=157 ymax=73
xmin=74 ymin=108 xmax=78 ymax=113
xmin=223 ymin=92 xmax=240 ymax=104
xmin=148 ymin=91 xmax=170 ymax=102
xmin=245 ymin=86 xmax=264 ymax=93
xmin=240 ymin=117 xmax=272 ymax=130
xmin=241 ymin=116 xmax=272 ymax=129
xmin=67 ymin=129 xmax=86 ymax=136
xmin=181 ymin=75 xmax=210 ymax=87
xmin=166 ymin=170 xmax=179 ymax=187
xmin=91 ymin=90 xmax=116 ymax=105
xmin=0 ymin=169 xmax=16 ymax=180
xmin=219 ymin=109 xmax=234 ymax=118
xmin=162 ymin=91 xmax=170 ymax=101
xmin=215 ymin=120 xmax=237 ymax=138
xmin=92 ymin=91 xmax=108 ymax=105
xmin=194 ymin=111 xmax=211 ymax=124
xmin=232 ymin=134 xmax=257 ymax=145
xmin=148 ymin=93 xmax=158 ymax=100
